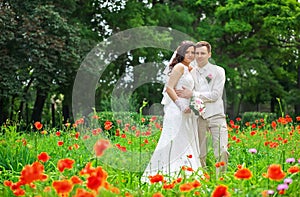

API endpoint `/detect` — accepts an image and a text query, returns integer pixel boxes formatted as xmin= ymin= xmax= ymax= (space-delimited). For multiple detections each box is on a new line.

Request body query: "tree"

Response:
xmin=198 ymin=0 xmax=300 ymax=116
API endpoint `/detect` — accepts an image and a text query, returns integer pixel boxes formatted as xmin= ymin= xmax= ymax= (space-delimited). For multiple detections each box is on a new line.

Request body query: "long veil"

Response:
xmin=161 ymin=50 xmax=177 ymax=105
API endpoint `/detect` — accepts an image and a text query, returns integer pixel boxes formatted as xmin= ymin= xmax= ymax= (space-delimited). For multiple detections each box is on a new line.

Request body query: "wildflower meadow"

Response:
xmin=0 ymin=112 xmax=299 ymax=197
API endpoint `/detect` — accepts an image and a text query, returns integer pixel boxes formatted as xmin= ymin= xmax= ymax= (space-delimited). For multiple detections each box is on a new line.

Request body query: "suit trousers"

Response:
xmin=197 ymin=114 xmax=229 ymax=173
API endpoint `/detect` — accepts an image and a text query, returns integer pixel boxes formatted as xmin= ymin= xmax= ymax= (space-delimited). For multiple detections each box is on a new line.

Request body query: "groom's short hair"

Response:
xmin=196 ymin=41 xmax=211 ymax=53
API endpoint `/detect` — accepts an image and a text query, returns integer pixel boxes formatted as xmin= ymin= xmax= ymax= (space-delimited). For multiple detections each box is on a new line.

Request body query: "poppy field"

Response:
xmin=0 ymin=112 xmax=299 ymax=197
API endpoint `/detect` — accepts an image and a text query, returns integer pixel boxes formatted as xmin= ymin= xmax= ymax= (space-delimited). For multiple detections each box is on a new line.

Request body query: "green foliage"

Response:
xmin=0 ymin=123 xmax=36 ymax=172
xmin=0 ymin=115 xmax=299 ymax=196
xmin=241 ymin=111 xmax=277 ymax=125
xmin=1 ymin=0 xmax=300 ymax=126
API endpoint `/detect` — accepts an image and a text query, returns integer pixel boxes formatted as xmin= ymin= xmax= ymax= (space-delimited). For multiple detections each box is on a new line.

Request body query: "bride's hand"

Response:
xmin=184 ymin=107 xmax=191 ymax=113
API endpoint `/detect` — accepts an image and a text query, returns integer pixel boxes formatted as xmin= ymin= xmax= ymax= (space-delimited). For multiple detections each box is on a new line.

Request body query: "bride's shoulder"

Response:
xmin=173 ymin=63 xmax=185 ymax=72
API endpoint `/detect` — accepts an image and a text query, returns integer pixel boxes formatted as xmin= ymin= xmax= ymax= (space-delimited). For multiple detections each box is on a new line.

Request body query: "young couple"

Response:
xmin=142 ymin=41 xmax=229 ymax=181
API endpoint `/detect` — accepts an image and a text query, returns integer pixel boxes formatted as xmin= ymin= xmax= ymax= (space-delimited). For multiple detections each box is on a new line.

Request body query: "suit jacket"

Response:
xmin=190 ymin=62 xmax=226 ymax=119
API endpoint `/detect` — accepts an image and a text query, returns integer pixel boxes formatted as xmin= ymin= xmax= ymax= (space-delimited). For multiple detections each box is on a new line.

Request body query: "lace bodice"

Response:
xmin=161 ymin=65 xmax=194 ymax=105
xmin=175 ymin=65 xmax=194 ymax=91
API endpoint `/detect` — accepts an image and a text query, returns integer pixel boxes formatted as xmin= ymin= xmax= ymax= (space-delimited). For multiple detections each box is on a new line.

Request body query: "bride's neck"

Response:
xmin=181 ymin=61 xmax=189 ymax=66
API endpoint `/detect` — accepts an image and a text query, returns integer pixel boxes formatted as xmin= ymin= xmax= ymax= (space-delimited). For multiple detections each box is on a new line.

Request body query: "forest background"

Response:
xmin=1 ymin=0 xmax=300 ymax=128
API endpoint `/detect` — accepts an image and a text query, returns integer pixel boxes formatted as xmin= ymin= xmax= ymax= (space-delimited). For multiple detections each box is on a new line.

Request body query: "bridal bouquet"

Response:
xmin=189 ymin=96 xmax=205 ymax=116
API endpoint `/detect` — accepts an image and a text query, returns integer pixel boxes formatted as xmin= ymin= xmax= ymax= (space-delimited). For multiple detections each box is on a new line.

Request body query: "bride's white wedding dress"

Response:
xmin=141 ymin=66 xmax=201 ymax=182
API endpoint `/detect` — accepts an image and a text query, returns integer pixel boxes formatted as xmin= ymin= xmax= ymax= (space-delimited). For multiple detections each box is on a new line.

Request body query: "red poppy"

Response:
xmin=71 ymin=176 xmax=83 ymax=185
xmin=110 ymin=186 xmax=120 ymax=194
xmin=73 ymin=144 xmax=80 ymax=149
xmin=57 ymin=141 xmax=64 ymax=146
xmin=271 ymin=121 xmax=277 ymax=129
xmin=19 ymin=162 xmax=48 ymax=185
xmin=155 ymin=122 xmax=162 ymax=129
xmin=152 ymin=192 xmax=164 ymax=197
xmin=211 ymin=184 xmax=230 ymax=197
xmin=37 ymin=152 xmax=50 ymax=163
xmin=74 ymin=188 xmax=96 ymax=197
xmin=149 ymin=174 xmax=164 ymax=184
xmin=86 ymin=166 xmax=108 ymax=192
xmin=75 ymin=132 xmax=80 ymax=139
xmin=163 ymin=183 xmax=175 ymax=189
xmin=121 ymin=133 xmax=126 ymax=138
xmin=151 ymin=116 xmax=157 ymax=121
xmin=104 ymin=121 xmax=113 ymax=130
xmin=278 ymin=190 xmax=285 ymax=195
xmin=57 ymin=158 xmax=75 ymax=173
xmin=34 ymin=122 xmax=43 ymax=130
xmin=179 ymin=183 xmax=193 ymax=192
xmin=115 ymin=144 xmax=127 ymax=152
xmin=115 ymin=129 xmax=120 ymax=136
xmin=176 ymin=177 xmax=182 ymax=183
xmin=79 ymin=162 xmax=95 ymax=176
xmin=4 ymin=180 xmax=13 ymax=188
xmin=203 ymin=172 xmax=210 ymax=181
xmin=13 ymin=188 xmax=25 ymax=196
xmin=131 ymin=126 xmax=136 ymax=131
xmin=278 ymin=117 xmax=288 ymax=124
xmin=191 ymin=180 xmax=201 ymax=188
xmin=92 ymin=115 xmax=99 ymax=119
xmin=55 ymin=131 xmax=61 ymax=136
xmin=94 ymin=139 xmax=110 ymax=157
xmin=266 ymin=164 xmax=286 ymax=181
xmin=52 ymin=180 xmax=73 ymax=195
xmin=287 ymin=166 xmax=299 ymax=174
xmin=234 ymin=168 xmax=252 ymax=180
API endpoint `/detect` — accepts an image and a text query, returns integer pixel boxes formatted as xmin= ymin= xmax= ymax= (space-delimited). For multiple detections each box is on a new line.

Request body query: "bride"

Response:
xmin=141 ymin=41 xmax=201 ymax=182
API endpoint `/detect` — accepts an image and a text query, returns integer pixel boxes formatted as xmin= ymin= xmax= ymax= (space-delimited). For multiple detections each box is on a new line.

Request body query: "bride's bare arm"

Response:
xmin=165 ymin=64 xmax=184 ymax=102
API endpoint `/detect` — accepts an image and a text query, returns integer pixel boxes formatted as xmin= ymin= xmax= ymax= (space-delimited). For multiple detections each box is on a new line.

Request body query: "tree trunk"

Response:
xmin=0 ymin=90 xmax=9 ymax=125
xmin=31 ymin=88 xmax=47 ymax=123
xmin=0 ymin=97 xmax=7 ymax=125
xmin=51 ymin=102 xmax=56 ymax=128
xmin=62 ymin=104 xmax=70 ymax=124
xmin=271 ymin=97 xmax=276 ymax=113
xmin=18 ymin=78 xmax=34 ymax=122
xmin=26 ymin=102 xmax=29 ymax=126
xmin=10 ymin=96 xmax=15 ymax=120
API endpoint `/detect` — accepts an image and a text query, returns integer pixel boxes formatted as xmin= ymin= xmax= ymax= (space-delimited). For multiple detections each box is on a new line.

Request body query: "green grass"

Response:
xmin=0 ymin=114 xmax=299 ymax=197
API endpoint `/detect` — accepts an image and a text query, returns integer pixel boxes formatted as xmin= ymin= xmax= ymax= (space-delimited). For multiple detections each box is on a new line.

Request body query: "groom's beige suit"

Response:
xmin=190 ymin=61 xmax=229 ymax=173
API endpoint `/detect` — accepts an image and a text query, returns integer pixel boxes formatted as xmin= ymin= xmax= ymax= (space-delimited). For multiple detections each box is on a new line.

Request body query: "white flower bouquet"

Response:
xmin=189 ymin=96 xmax=205 ymax=116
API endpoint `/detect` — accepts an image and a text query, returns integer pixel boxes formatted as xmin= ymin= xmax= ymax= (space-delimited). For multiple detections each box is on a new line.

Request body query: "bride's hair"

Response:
xmin=168 ymin=41 xmax=195 ymax=74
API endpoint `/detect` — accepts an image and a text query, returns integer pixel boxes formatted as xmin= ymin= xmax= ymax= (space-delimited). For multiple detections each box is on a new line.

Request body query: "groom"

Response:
xmin=176 ymin=41 xmax=229 ymax=175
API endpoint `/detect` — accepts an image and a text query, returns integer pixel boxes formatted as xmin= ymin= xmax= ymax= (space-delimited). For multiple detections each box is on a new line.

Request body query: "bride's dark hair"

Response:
xmin=168 ymin=41 xmax=195 ymax=74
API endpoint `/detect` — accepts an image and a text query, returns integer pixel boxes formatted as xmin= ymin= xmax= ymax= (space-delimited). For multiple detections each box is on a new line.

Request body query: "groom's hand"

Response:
xmin=175 ymin=86 xmax=193 ymax=99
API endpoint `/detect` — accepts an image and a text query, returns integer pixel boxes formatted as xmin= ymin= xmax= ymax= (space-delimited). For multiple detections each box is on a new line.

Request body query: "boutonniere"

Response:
xmin=206 ymin=74 xmax=213 ymax=83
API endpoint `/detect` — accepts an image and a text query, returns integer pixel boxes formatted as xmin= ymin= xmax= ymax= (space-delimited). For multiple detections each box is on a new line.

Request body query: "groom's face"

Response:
xmin=195 ymin=46 xmax=211 ymax=67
